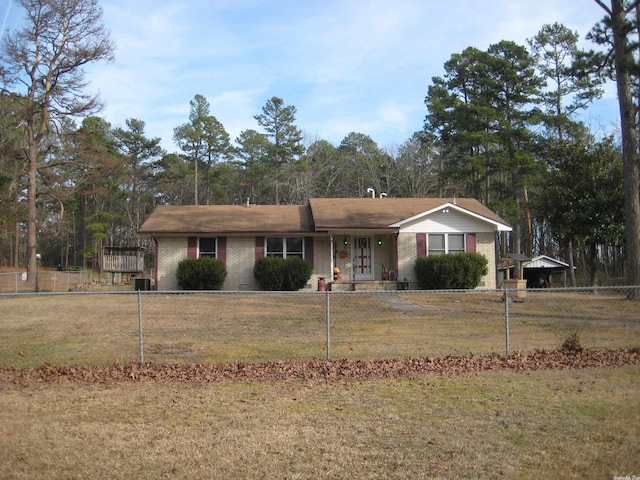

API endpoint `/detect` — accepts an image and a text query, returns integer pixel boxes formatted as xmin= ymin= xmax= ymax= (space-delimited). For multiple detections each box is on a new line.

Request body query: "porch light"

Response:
xmin=377 ymin=239 xmax=384 ymax=246
xmin=343 ymin=237 xmax=348 ymax=245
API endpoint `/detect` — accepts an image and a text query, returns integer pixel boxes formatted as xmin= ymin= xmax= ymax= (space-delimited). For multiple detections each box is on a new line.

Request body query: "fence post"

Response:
xmin=138 ymin=290 xmax=144 ymax=364
xmin=325 ymin=291 xmax=331 ymax=361
xmin=504 ymin=287 xmax=510 ymax=356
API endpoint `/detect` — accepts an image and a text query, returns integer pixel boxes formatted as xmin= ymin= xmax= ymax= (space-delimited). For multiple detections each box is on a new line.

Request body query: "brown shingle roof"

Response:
xmin=309 ymin=197 xmax=510 ymax=230
xmin=138 ymin=205 xmax=314 ymax=234
xmin=138 ymin=198 xmax=511 ymax=235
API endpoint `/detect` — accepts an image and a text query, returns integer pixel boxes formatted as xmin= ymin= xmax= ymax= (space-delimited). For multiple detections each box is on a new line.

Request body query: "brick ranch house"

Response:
xmin=138 ymin=197 xmax=512 ymax=291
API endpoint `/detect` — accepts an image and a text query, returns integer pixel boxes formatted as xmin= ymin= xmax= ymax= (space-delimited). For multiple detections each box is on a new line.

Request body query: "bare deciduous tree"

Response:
xmin=0 ymin=0 xmax=114 ymax=284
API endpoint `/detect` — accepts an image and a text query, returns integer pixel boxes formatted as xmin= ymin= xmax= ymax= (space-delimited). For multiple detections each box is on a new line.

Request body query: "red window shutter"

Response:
xmin=217 ymin=237 xmax=227 ymax=265
xmin=466 ymin=233 xmax=476 ymax=253
xmin=416 ymin=233 xmax=427 ymax=257
xmin=304 ymin=237 xmax=314 ymax=267
xmin=255 ymin=236 xmax=265 ymax=259
xmin=188 ymin=237 xmax=198 ymax=259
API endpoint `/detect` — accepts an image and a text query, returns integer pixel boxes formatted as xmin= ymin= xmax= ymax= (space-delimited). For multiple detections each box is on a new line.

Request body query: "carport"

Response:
xmin=522 ymin=255 xmax=571 ymax=288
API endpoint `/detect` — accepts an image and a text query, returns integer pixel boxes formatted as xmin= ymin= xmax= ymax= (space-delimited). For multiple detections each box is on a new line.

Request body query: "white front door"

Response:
xmin=353 ymin=237 xmax=373 ymax=280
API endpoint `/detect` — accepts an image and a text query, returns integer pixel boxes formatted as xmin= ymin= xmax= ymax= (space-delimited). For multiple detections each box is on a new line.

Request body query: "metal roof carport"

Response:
xmin=522 ymin=255 xmax=571 ymax=288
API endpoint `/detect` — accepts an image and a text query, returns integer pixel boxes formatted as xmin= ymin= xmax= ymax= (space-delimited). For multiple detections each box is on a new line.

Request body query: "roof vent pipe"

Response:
xmin=380 ymin=192 xmax=387 ymax=198
xmin=367 ymin=187 xmax=375 ymax=198
xmin=245 ymin=197 xmax=250 ymax=207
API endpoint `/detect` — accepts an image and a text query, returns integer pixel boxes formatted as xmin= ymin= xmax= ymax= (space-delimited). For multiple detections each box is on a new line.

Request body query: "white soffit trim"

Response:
xmin=388 ymin=202 xmax=512 ymax=232
xmin=524 ymin=255 xmax=570 ymax=268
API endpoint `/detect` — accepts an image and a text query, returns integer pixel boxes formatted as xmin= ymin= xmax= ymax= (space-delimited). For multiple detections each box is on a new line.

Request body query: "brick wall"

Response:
xmin=312 ymin=236 xmax=332 ymax=289
xmin=374 ymin=235 xmax=396 ymax=280
xmin=156 ymin=237 xmax=187 ymax=290
xmin=157 ymin=237 xmax=262 ymax=291
xmin=396 ymin=232 xmax=498 ymax=289
xmin=157 ymin=232 xmax=499 ymax=291
xmin=159 ymin=236 xmax=325 ymax=291
xmin=225 ymin=237 xmax=259 ymax=290
xmin=475 ymin=232 xmax=496 ymax=289
xmin=397 ymin=233 xmax=417 ymax=283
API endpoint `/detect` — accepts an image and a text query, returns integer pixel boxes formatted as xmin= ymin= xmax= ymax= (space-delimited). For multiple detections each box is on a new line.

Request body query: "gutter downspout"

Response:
xmin=330 ymin=234 xmax=334 ymax=283
xmin=395 ymin=231 xmax=399 ymax=279
xmin=154 ymin=237 xmax=159 ymax=290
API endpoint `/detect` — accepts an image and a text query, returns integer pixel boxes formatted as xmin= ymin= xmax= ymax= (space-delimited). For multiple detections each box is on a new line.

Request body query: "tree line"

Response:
xmin=0 ymin=0 xmax=638 ymax=289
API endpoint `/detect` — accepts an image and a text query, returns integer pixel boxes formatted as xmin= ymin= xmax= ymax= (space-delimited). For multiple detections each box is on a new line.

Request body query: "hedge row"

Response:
xmin=176 ymin=253 xmax=486 ymax=291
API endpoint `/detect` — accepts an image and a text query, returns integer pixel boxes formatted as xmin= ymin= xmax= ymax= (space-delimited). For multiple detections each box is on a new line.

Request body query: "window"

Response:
xmin=428 ymin=234 xmax=445 ymax=255
xmin=448 ymin=234 xmax=465 ymax=253
xmin=428 ymin=233 xmax=465 ymax=255
xmin=199 ymin=237 xmax=217 ymax=258
xmin=266 ymin=237 xmax=303 ymax=258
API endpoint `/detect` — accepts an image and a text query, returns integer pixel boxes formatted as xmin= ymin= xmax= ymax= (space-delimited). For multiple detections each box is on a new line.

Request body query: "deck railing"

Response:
xmin=102 ymin=255 xmax=144 ymax=273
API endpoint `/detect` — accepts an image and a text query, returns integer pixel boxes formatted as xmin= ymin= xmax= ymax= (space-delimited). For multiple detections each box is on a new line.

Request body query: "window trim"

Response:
xmin=264 ymin=236 xmax=304 ymax=259
xmin=198 ymin=237 xmax=217 ymax=258
xmin=427 ymin=233 xmax=466 ymax=255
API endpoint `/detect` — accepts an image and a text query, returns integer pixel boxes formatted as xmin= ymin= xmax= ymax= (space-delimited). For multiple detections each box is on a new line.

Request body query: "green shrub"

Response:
xmin=254 ymin=256 xmax=313 ymax=291
xmin=253 ymin=257 xmax=286 ymax=291
xmin=414 ymin=252 xmax=488 ymax=290
xmin=282 ymin=256 xmax=313 ymax=291
xmin=176 ymin=257 xmax=227 ymax=290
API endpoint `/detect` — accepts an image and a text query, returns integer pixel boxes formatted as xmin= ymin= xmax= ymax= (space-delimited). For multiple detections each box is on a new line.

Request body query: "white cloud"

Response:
xmin=0 ymin=0 xmax=12 ymax=41
xmin=7 ymin=0 xmax=618 ymax=151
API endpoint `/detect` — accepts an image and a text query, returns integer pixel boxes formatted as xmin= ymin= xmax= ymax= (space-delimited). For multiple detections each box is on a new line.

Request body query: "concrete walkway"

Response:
xmin=378 ymin=294 xmax=429 ymax=312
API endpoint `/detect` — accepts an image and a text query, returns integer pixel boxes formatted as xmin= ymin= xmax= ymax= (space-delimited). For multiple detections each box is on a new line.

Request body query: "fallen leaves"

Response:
xmin=0 ymin=347 xmax=638 ymax=385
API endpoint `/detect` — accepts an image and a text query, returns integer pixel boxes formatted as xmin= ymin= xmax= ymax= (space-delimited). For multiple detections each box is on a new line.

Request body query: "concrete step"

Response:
xmin=329 ymin=281 xmax=398 ymax=291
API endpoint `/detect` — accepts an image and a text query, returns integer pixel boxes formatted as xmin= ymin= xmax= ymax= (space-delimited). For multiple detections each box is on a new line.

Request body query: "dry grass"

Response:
xmin=1 ymin=366 xmax=639 ymax=479
xmin=1 ymin=290 xmax=639 ymax=478
xmin=1 ymin=290 xmax=639 ymax=367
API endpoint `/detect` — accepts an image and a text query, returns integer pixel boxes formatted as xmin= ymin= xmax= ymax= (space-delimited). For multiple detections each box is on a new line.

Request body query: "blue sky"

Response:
xmin=1 ymin=0 xmax=618 ymax=153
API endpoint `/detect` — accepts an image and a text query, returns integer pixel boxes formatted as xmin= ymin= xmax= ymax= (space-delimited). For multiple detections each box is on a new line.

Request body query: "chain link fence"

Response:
xmin=0 ymin=270 xmax=93 ymax=293
xmin=1 ymin=287 xmax=639 ymax=368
